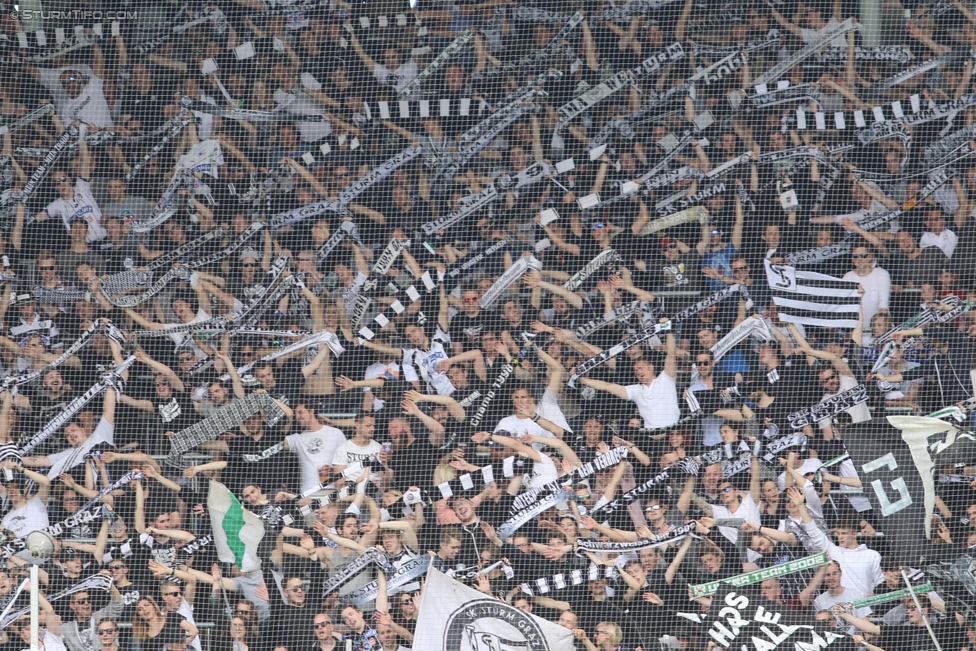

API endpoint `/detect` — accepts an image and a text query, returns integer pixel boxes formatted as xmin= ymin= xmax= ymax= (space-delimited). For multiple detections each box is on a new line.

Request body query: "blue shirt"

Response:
xmin=702 ymin=242 xmax=738 ymax=291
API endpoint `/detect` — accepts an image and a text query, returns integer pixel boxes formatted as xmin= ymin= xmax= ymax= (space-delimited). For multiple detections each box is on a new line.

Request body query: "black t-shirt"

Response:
xmin=388 ymin=437 xmax=446 ymax=491
xmin=140 ymin=612 xmax=188 ymax=651
xmin=449 ymin=312 xmax=489 ymax=352
xmin=226 ymin=431 xmax=289 ymax=494
xmin=153 ymin=392 xmax=199 ymax=433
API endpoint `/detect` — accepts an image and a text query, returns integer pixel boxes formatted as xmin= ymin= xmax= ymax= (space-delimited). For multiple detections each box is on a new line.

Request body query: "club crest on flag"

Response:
xmin=443 ymin=599 xmax=551 ymax=651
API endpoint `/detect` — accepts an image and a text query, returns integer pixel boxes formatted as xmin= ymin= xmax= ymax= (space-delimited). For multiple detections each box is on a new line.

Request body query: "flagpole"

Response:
xmin=31 ymin=563 xmax=37 ymax=651
xmin=902 ymin=569 xmax=943 ymax=651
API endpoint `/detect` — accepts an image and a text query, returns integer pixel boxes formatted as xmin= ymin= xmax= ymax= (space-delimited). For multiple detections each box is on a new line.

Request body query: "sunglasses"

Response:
xmin=236 ymin=610 xmax=251 ymax=616
xmin=906 ymin=605 xmax=919 ymax=611
xmin=462 ymin=297 xmax=479 ymax=304
xmin=98 ymin=629 xmax=117 ymax=635
xmin=241 ymin=263 xmax=257 ymax=268
xmin=62 ymin=77 xmax=78 ymax=84
xmin=852 ymin=253 xmax=870 ymax=259
xmin=591 ymin=223 xmax=605 ymax=230
xmin=645 ymin=504 xmax=663 ymax=511
xmin=39 ymin=265 xmax=55 ymax=271
xmin=163 ymin=592 xmax=181 ymax=597
xmin=74 ymin=598 xmax=90 ymax=605
xmin=314 ymin=622 xmax=332 ymax=628
xmin=711 ymin=229 xmax=722 ymax=235
xmin=720 ymin=486 xmax=734 ymax=493
xmin=400 ymin=597 xmax=414 ymax=604
xmin=156 ymin=381 xmax=169 ymax=387
xmin=732 ymin=266 xmax=749 ymax=272
xmin=819 ymin=375 xmax=836 ymax=385
xmin=287 ymin=586 xmax=305 ymax=592
xmin=55 ymin=177 xmax=68 ymax=183
xmin=109 ymin=565 xmax=124 ymax=570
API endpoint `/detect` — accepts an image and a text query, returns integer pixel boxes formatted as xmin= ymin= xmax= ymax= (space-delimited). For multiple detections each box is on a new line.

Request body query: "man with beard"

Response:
xmin=119 ymin=351 xmax=200 ymax=454
xmin=385 ymin=401 xmax=455 ymax=491
xmin=16 ymin=367 xmax=78 ymax=435
xmin=284 ymin=402 xmax=346 ymax=494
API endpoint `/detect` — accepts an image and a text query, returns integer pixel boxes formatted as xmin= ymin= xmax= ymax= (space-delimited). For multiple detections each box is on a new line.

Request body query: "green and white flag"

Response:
xmin=208 ymin=481 xmax=265 ymax=573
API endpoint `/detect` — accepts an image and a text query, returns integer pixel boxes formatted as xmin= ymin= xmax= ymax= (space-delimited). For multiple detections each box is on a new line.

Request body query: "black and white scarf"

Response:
xmin=575 ymin=301 xmax=656 ymax=341
xmin=166 ymin=390 xmax=286 ymax=466
xmin=336 ymin=146 xmax=425 ymax=211
xmin=754 ymin=18 xmax=859 ymax=85
xmin=510 ymin=447 xmax=630 ymax=513
xmin=577 ymin=521 xmax=700 ymax=552
xmin=563 ymin=250 xmax=621 ymax=292
xmin=639 ymin=206 xmax=711 ymax=237
xmin=320 ymin=548 xmax=391 ymax=597
xmin=818 ymin=45 xmax=912 ymax=63
xmin=343 ymin=554 xmax=432 ymax=605
xmin=552 ymin=43 xmax=685 ymax=148
xmin=124 ymin=119 xmax=193 ymax=183
xmin=786 ymin=242 xmax=853 ymax=265
xmin=0 ymin=574 xmax=113 ymax=628
xmin=20 ymin=125 xmax=76 ymax=203
xmin=497 ymin=489 xmax=574 ymax=540
xmin=590 ymin=468 xmax=672 ymax=516
xmin=694 ymin=30 xmax=783 ymax=56
xmin=567 ymin=320 xmax=673 ymax=388
xmin=656 ymin=183 xmax=726 ymax=217
xmin=468 ymin=348 xmax=527 ymax=429
xmin=0 ymin=104 xmax=55 ymax=136
xmin=787 ymin=384 xmax=868 ymax=429
xmin=480 ymin=255 xmax=541 ymax=309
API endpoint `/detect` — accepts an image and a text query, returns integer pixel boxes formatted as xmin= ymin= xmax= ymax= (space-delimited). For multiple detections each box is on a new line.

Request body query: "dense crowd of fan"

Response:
xmin=1 ymin=0 xmax=976 ymax=649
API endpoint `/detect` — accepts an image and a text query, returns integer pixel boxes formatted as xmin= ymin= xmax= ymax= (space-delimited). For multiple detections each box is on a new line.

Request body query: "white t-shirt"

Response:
xmin=843 ymin=266 xmax=891 ymax=328
xmin=38 ymin=65 xmax=114 ymax=128
xmin=46 ymin=416 xmax=114 ymax=478
xmin=26 ymin=629 xmax=69 ymax=651
xmin=1 ymin=494 xmax=49 ymax=537
xmin=374 ymin=60 xmax=420 ymax=95
xmin=524 ymin=453 xmax=559 ymax=491
xmin=920 ymin=229 xmax=958 ymax=258
xmin=44 ymin=178 xmax=107 ymax=242
xmin=712 ymin=493 xmax=761 ymax=544
xmin=626 ymin=373 xmax=680 ymax=429
xmin=814 ymin=589 xmax=871 ymax=631
xmin=333 ymin=439 xmax=383 ymax=481
xmin=177 ymin=598 xmax=202 ymax=651
xmin=286 ymin=425 xmax=348 ymax=494
xmin=403 ymin=327 xmax=456 ymax=396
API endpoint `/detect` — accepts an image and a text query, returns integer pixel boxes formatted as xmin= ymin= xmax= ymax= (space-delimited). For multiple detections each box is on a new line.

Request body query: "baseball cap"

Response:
xmin=660 ymin=237 xmax=677 ymax=251
xmin=240 ymin=250 xmax=260 ymax=262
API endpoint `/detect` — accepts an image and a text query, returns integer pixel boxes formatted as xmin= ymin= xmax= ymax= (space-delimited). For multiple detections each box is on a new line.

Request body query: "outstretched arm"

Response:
xmin=577 ymin=377 xmax=630 ymax=401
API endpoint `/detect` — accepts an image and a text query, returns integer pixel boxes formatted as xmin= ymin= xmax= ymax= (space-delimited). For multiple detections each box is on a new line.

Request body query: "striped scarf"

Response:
xmin=166 ymin=391 xmax=286 ymax=467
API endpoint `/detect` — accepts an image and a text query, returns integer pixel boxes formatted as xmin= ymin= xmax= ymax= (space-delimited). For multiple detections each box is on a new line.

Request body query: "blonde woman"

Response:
xmin=574 ymin=621 xmax=631 ymax=651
